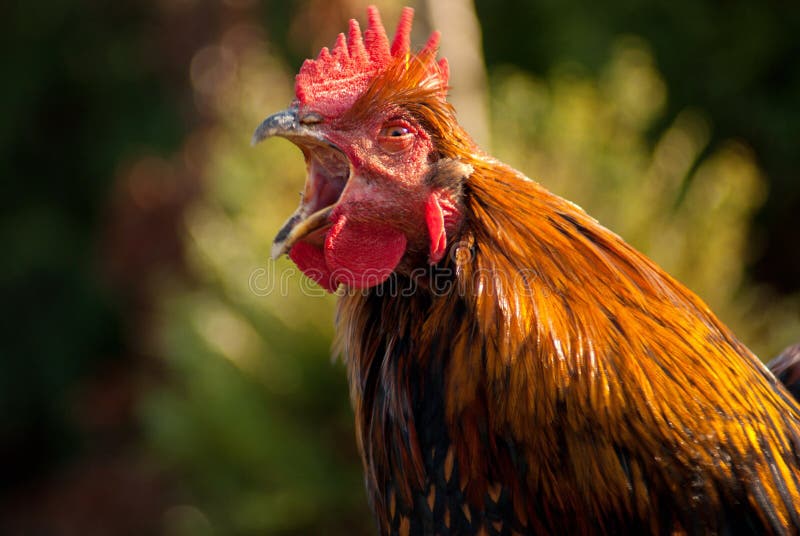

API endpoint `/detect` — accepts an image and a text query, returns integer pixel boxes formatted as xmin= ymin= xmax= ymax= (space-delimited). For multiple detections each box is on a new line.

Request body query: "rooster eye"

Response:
xmin=378 ymin=121 xmax=415 ymax=154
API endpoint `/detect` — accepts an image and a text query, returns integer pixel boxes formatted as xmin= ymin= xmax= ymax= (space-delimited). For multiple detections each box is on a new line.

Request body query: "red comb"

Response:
xmin=294 ymin=6 xmax=448 ymax=118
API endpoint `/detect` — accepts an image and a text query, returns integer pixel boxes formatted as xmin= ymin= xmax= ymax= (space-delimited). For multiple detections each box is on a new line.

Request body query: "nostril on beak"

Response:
xmin=299 ymin=112 xmax=324 ymax=125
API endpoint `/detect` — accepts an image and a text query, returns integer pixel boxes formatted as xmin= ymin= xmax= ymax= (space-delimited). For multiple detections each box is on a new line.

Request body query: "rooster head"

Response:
xmin=253 ymin=6 xmax=473 ymax=292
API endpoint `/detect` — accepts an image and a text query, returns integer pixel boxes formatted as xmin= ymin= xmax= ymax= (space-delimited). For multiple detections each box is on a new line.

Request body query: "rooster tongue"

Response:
xmin=270 ymin=152 xmax=349 ymax=259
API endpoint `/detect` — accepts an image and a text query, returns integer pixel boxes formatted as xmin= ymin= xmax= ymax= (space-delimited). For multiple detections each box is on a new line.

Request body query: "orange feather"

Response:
xmin=332 ymin=53 xmax=800 ymax=534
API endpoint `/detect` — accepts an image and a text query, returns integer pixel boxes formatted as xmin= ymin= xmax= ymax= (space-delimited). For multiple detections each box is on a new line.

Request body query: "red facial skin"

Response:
xmin=288 ymin=109 xmax=461 ymax=291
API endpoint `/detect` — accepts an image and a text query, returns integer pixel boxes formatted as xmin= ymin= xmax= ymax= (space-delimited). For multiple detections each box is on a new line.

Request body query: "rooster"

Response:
xmin=253 ymin=6 xmax=800 ymax=534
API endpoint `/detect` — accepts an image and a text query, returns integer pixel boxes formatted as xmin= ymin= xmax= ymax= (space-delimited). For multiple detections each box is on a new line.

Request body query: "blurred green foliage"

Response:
xmin=475 ymin=0 xmax=800 ymax=293
xmin=0 ymin=0 xmax=182 ymax=489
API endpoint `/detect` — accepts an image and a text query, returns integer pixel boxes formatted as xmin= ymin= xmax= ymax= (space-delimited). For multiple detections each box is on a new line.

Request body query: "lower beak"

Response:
xmin=270 ymin=204 xmax=334 ymax=260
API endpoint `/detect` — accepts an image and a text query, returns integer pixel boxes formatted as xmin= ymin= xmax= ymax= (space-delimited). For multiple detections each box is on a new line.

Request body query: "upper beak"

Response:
xmin=252 ymin=106 xmax=345 ymax=260
xmin=251 ymin=105 xmax=323 ymax=146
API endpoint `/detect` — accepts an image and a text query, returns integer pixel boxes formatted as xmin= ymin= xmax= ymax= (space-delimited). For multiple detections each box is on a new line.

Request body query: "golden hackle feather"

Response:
xmin=338 ymin=163 xmax=800 ymax=533
xmin=457 ymin=162 xmax=800 ymax=531
xmin=332 ymin=40 xmax=800 ymax=533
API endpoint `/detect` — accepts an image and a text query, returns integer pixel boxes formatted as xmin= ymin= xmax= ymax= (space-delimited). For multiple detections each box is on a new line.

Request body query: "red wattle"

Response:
xmin=288 ymin=241 xmax=338 ymax=292
xmin=324 ymin=214 xmax=407 ymax=289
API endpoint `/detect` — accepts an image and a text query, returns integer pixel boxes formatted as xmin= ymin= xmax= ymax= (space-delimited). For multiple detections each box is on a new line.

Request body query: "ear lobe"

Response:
xmin=425 ymin=191 xmax=448 ymax=264
xmin=424 ymin=159 xmax=470 ymax=263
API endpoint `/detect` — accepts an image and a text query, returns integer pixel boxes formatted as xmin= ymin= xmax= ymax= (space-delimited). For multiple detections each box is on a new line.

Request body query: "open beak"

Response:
xmin=252 ymin=106 xmax=350 ymax=260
